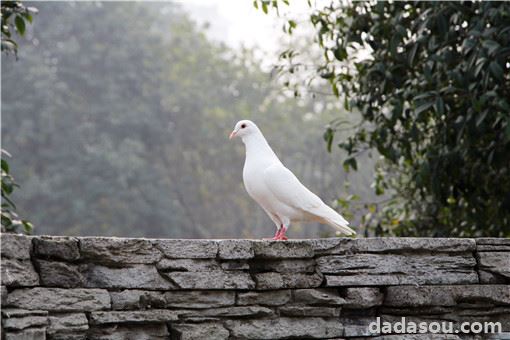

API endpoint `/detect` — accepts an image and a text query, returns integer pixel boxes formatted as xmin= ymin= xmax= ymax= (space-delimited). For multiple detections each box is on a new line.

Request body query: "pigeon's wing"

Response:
xmin=263 ymin=163 xmax=323 ymax=211
xmin=263 ymin=163 xmax=354 ymax=235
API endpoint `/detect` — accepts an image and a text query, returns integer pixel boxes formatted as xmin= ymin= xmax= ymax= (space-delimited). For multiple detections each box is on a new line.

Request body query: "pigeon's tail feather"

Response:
xmin=315 ymin=205 xmax=356 ymax=236
xmin=324 ymin=216 xmax=356 ymax=236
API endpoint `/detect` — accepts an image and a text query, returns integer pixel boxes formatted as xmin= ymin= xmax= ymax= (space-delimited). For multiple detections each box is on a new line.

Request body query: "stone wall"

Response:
xmin=1 ymin=234 xmax=509 ymax=340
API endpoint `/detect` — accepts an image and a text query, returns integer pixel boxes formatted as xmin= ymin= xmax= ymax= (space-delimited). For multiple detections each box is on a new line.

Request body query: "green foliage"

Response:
xmin=1 ymin=1 xmax=36 ymax=233
xmin=259 ymin=1 xmax=510 ymax=237
xmin=1 ymin=149 xmax=33 ymax=233
xmin=1 ymin=1 xmax=37 ymax=56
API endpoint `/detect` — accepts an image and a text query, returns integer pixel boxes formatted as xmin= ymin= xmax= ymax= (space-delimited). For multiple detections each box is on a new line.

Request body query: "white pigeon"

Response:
xmin=229 ymin=119 xmax=356 ymax=240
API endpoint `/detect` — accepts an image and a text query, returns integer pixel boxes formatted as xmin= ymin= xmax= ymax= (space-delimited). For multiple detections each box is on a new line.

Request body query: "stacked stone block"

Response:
xmin=0 ymin=234 xmax=508 ymax=339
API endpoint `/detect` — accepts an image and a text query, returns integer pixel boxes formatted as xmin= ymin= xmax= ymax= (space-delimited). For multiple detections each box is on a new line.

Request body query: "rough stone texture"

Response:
xmin=33 ymin=236 xmax=80 ymax=261
xmin=294 ymin=288 xmax=346 ymax=305
xmin=1 ymin=233 xmax=32 ymax=259
xmin=82 ymin=264 xmax=175 ymax=289
xmin=90 ymin=310 xmax=180 ymax=324
xmin=250 ymin=258 xmax=316 ymax=273
xmin=4 ymin=327 xmax=47 ymax=340
xmin=172 ymin=323 xmax=230 ymax=340
xmin=164 ymin=271 xmax=255 ymax=289
xmin=1 ymin=259 xmax=39 ymax=287
xmin=88 ymin=324 xmax=169 ymax=340
xmin=1 ymin=285 xmax=8 ymax=305
xmin=180 ymin=306 xmax=274 ymax=318
xmin=319 ymin=254 xmax=477 ymax=286
xmin=1 ymin=235 xmax=508 ymax=339
xmin=79 ymin=237 xmax=162 ymax=264
xmin=476 ymin=238 xmax=510 ymax=251
xmin=2 ymin=309 xmax=49 ymax=330
xmin=6 ymin=288 xmax=111 ymax=311
xmin=252 ymin=240 xmax=314 ymax=258
xmin=36 ymin=260 xmax=85 ymax=288
xmin=312 ymin=237 xmax=476 ymax=255
xmin=254 ymin=272 xmax=323 ymax=289
xmin=218 ymin=240 xmax=254 ymax=259
xmin=384 ymin=285 xmax=510 ymax=307
xmin=111 ymin=290 xmax=235 ymax=309
xmin=156 ymin=239 xmax=218 ymax=258
xmin=343 ymin=288 xmax=384 ymax=309
xmin=237 ymin=290 xmax=291 ymax=306
xmin=477 ymin=251 xmax=510 ymax=283
xmin=156 ymin=258 xmax=220 ymax=271
xmin=226 ymin=317 xmax=344 ymax=339
xmin=279 ymin=306 xmax=340 ymax=317
xmin=47 ymin=313 xmax=88 ymax=338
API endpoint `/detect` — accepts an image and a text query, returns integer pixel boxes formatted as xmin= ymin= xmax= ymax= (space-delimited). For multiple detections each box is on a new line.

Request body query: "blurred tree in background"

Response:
xmin=1 ymin=0 xmax=36 ymax=233
xmin=259 ymin=1 xmax=510 ymax=237
xmin=2 ymin=2 xmax=374 ymax=238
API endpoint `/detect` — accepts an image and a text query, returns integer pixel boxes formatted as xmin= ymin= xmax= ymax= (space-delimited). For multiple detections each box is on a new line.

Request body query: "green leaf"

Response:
xmin=343 ymin=157 xmax=358 ymax=171
xmin=1 ymin=159 xmax=9 ymax=173
xmin=489 ymin=61 xmax=503 ymax=80
xmin=481 ymin=40 xmax=500 ymax=56
xmin=435 ymin=97 xmax=445 ymax=115
xmin=476 ymin=110 xmax=489 ymax=127
xmin=15 ymin=16 xmax=25 ymax=35
xmin=333 ymin=46 xmax=347 ymax=61
xmin=323 ymin=128 xmax=334 ymax=152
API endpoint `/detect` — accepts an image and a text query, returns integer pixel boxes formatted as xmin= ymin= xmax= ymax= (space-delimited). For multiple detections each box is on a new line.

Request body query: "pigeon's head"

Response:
xmin=229 ymin=120 xmax=259 ymax=140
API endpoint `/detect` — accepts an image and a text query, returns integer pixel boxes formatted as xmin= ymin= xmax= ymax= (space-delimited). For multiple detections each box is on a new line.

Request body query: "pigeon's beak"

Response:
xmin=229 ymin=130 xmax=237 ymax=140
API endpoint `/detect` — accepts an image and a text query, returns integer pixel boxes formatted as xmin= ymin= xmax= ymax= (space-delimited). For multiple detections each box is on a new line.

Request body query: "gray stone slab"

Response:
xmin=87 ymin=323 xmax=169 ymax=340
xmin=33 ymin=237 xmax=80 ymax=261
xmin=7 ymin=288 xmax=111 ymax=311
xmin=156 ymin=258 xmax=220 ymax=271
xmin=226 ymin=317 xmax=344 ymax=339
xmin=254 ymin=271 xmax=323 ymax=289
xmin=110 ymin=289 xmax=235 ymax=309
xmin=79 ymin=237 xmax=162 ymax=264
xmin=4 ymin=327 xmax=47 ymax=340
xmin=0 ymin=234 xmax=32 ymax=259
xmin=90 ymin=310 xmax=180 ymax=324
xmin=179 ymin=306 xmax=274 ymax=318
xmin=172 ymin=323 xmax=229 ymax=340
xmin=252 ymin=240 xmax=314 ymax=258
xmin=82 ymin=264 xmax=175 ymax=289
xmin=250 ymin=259 xmax=316 ymax=273
xmin=155 ymin=239 xmax=218 ymax=258
xmin=47 ymin=313 xmax=88 ymax=336
xmin=476 ymin=238 xmax=510 ymax=251
xmin=1 ymin=259 xmax=39 ymax=287
xmin=237 ymin=290 xmax=291 ymax=306
xmin=279 ymin=306 xmax=340 ymax=317
xmin=164 ymin=271 xmax=255 ymax=289
xmin=36 ymin=260 xmax=85 ymax=288
xmin=2 ymin=309 xmax=49 ymax=330
xmin=477 ymin=251 xmax=510 ymax=282
xmin=312 ymin=237 xmax=476 ymax=255
xmin=319 ymin=253 xmax=478 ymax=286
xmin=384 ymin=285 xmax=510 ymax=307
xmin=343 ymin=287 xmax=384 ymax=309
xmin=293 ymin=288 xmax=346 ymax=305
xmin=218 ymin=240 xmax=254 ymax=259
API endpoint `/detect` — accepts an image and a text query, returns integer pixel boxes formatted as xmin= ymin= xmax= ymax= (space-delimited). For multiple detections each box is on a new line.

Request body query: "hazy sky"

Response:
xmin=179 ymin=0 xmax=307 ymax=53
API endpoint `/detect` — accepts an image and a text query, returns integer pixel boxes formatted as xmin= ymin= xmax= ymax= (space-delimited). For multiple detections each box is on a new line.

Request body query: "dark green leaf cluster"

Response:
xmin=265 ymin=1 xmax=510 ymax=237
xmin=1 ymin=149 xmax=33 ymax=234
xmin=1 ymin=1 xmax=37 ymax=56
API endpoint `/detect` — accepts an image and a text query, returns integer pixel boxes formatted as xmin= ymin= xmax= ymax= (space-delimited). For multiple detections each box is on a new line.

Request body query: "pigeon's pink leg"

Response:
xmin=278 ymin=225 xmax=288 ymax=240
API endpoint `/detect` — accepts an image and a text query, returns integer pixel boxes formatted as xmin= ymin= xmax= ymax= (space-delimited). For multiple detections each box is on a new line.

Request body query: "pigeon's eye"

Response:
xmin=241 ymin=124 xmax=247 ymax=129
